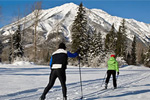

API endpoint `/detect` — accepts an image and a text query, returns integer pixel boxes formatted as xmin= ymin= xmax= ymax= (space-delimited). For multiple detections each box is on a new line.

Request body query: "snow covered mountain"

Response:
xmin=0 ymin=3 xmax=150 ymax=46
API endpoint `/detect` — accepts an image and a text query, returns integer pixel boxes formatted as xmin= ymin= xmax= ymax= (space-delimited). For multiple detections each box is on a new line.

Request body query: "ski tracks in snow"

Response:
xmin=71 ymin=68 xmax=150 ymax=100
xmin=1 ymin=66 xmax=150 ymax=100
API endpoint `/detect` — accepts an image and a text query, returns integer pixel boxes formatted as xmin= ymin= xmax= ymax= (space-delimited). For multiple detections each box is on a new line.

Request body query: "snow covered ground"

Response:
xmin=0 ymin=61 xmax=150 ymax=100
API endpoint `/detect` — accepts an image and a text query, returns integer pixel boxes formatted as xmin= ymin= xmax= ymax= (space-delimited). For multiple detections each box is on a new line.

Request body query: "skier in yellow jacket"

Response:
xmin=105 ymin=55 xmax=119 ymax=89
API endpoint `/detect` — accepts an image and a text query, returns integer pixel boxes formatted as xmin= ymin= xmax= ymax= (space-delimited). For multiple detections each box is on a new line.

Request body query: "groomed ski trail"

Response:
xmin=0 ymin=65 xmax=150 ymax=100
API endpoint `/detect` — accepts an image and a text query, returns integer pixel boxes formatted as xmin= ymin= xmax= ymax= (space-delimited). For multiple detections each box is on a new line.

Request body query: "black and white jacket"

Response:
xmin=50 ymin=49 xmax=68 ymax=69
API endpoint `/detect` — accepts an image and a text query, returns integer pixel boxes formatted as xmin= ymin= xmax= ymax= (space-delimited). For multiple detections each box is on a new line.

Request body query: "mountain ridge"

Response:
xmin=0 ymin=2 xmax=150 ymax=46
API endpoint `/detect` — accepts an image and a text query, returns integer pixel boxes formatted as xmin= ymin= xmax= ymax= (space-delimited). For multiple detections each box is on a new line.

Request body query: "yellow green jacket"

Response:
xmin=107 ymin=57 xmax=119 ymax=72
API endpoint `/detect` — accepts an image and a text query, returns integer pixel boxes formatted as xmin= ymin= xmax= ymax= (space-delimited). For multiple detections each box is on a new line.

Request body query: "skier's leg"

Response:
xmin=105 ymin=70 xmax=111 ymax=89
xmin=105 ymin=70 xmax=111 ymax=84
xmin=112 ymin=71 xmax=117 ymax=88
xmin=41 ymin=70 xmax=57 ymax=98
xmin=57 ymin=69 xmax=67 ymax=98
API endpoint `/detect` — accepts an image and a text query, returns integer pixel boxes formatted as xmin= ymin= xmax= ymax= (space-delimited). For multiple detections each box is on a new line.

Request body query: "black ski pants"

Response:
xmin=42 ymin=69 xmax=67 ymax=97
xmin=105 ymin=70 xmax=117 ymax=88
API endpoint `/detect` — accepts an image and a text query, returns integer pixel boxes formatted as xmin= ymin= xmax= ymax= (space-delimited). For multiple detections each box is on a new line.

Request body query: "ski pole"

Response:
xmin=78 ymin=57 xmax=83 ymax=99
xmin=116 ymin=75 xmax=119 ymax=79
xmin=116 ymin=74 xmax=119 ymax=81
xmin=100 ymin=71 xmax=107 ymax=87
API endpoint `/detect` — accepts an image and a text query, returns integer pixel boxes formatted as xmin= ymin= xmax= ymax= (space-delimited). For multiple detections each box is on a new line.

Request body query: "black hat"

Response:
xmin=59 ymin=42 xmax=66 ymax=50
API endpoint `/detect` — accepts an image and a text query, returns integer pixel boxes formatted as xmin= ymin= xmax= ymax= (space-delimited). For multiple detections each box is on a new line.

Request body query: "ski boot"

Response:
xmin=63 ymin=96 xmax=67 ymax=100
xmin=39 ymin=95 xmax=45 ymax=100
xmin=114 ymin=87 xmax=117 ymax=89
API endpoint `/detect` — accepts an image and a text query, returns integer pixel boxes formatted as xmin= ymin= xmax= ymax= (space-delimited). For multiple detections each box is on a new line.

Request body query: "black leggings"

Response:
xmin=42 ymin=69 xmax=67 ymax=97
xmin=105 ymin=70 xmax=117 ymax=88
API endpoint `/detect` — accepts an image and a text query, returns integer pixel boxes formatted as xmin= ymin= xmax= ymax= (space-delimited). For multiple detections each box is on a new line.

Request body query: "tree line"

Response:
xmin=0 ymin=2 xmax=150 ymax=67
xmin=71 ymin=3 xmax=150 ymax=67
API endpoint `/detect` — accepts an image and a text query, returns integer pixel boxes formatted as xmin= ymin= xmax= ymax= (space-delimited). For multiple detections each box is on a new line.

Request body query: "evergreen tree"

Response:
xmin=121 ymin=19 xmax=128 ymax=58
xmin=105 ymin=24 xmax=116 ymax=52
xmin=126 ymin=52 xmax=132 ymax=65
xmin=92 ymin=32 xmax=103 ymax=57
xmin=88 ymin=34 xmax=94 ymax=58
xmin=131 ymin=35 xmax=136 ymax=65
xmin=45 ymin=50 xmax=51 ymax=63
xmin=71 ymin=3 xmax=88 ymax=58
xmin=88 ymin=31 xmax=104 ymax=67
xmin=144 ymin=46 xmax=150 ymax=67
xmin=10 ymin=25 xmax=24 ymax=61
xmin=115 ymin=19 xmax=127 ymax=58
xmin=8 ymin=36 xmax=13 ymax=63
xmin=115 ymin=26 xmax=122 ymax=56
xmin=0 ymin=40 xmax=3 ymax=54
xmin=105 ymin=33 xmax=110 ymax=51
xmin=140 ymin=49 xmax=145 ymax=64
xmin=93 ymin=32 xmax=104 ymax=64
xmin=0 ymin=39 xmax=3 ymax=62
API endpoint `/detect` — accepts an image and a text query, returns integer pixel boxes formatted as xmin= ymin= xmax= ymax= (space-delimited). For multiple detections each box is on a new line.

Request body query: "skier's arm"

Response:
xmin=49 ymin=56 xmax=53 ymax=68
xmin=67 ymin=51 xmax=78 ymax=58
xmin=116 ymin=61 xmax=119 ymax=72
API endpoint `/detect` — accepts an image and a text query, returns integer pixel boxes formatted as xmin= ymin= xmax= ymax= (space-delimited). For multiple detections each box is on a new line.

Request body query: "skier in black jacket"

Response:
xmin=40 ymin=42 xmax=79 ymax=100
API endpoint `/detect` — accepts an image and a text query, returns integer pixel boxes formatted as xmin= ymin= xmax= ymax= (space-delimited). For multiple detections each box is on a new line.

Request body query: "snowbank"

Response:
xmin=12 ymin=61 xmax=34 ymax=66
xmin=121 ymin=65 xmax=150 ymax=70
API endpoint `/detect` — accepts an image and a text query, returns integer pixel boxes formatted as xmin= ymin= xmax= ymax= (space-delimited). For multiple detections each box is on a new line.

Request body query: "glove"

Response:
xmin=76 ymin=48 xmax=81 ymax=54
xmin=117 ymin=72 xmax=119 ymax=75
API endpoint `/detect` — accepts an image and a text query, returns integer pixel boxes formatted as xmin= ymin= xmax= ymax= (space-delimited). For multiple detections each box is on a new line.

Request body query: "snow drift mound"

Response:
xmin=121 ymin=65 xmax=149 ymax=70
xmin=12 ymin=61 xmax=34 ymax=66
